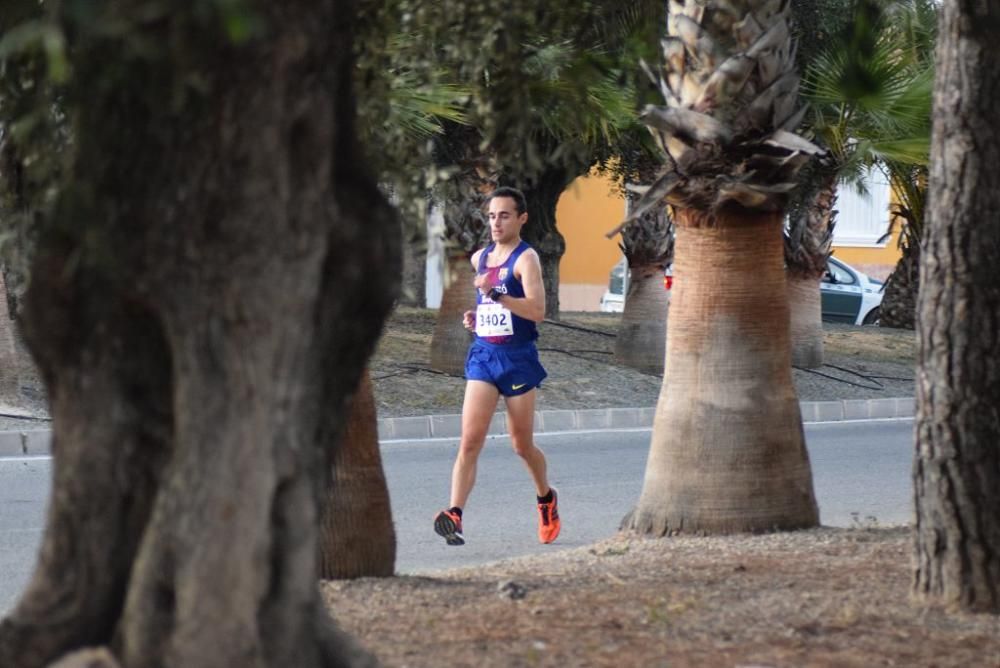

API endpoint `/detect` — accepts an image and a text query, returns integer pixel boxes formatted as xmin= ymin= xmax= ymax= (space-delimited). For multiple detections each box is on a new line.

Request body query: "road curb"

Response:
xmin=377 ymin=397 xmax=915 ymax=441
xmin=0 ymin=398 xmax=915 ymax=456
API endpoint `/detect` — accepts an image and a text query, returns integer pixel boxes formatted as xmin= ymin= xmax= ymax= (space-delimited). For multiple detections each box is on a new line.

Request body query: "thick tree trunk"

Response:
xmin=319 ymin=370 xmax=395 ymax=579
xmin=0 ymin=3 xmax=396 ymax=666
xmin=0 ymin=270 xmax=21 ymax=404
xmin=785 ymin=169 xmax=837 ymax=367
xmin=429 ymin=253 xmax=475 ymax=375
xmin=913 ymin=0 xmax=1000 ymax=614
xmin=787 ymin=274 xmax=823 ymax=369
xmin=516 ymin=169 xmax=573 ymax=320
xmin=398 ymin=221 xmax=427 ymax=307
xmin=879 ymin=241 xmax=918 ymax=330
xmin=613 ymin=264 xmax=669 ymax=375
xmin=623 ymin=211 xmax=818 ymax=535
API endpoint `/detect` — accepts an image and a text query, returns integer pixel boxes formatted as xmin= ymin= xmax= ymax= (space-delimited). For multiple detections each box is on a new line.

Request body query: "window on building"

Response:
xmin=833 ymin=168 xmax=891 ymax=247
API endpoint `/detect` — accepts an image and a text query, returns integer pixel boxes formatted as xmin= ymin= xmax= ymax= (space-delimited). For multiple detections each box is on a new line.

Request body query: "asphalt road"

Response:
xmin=0 ymin=418 xmax=915 ymax=615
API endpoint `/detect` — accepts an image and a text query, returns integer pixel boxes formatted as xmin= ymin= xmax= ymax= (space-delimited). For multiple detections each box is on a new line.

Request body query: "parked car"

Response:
xmin=600 ymin=254 xmax=884 ymax=326
xmin=599 ymin=259 xmax=628 ymax=312
xmin=821 ymin=255 xmax=884 ymax=326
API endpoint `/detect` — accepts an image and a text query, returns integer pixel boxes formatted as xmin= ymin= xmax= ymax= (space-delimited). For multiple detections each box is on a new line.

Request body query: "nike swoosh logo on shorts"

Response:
xmin=512 ymin=383 xmax=526 ymax=390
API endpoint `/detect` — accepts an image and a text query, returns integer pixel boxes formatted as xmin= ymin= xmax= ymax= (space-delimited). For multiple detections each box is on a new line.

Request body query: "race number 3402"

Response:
xmin=476 ymin=302 xmax=514 ymax=337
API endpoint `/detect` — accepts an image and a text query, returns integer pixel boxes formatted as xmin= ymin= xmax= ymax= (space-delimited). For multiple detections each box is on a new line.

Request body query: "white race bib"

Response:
xmin=475 ymin=302 xmax=514 ymax=337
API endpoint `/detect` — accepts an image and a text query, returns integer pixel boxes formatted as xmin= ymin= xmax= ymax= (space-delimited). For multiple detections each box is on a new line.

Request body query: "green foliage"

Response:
xmin=794 ymin=0 xmax=935 ymax=259
xmin=802 ymin=0 xmax=934 ymax=175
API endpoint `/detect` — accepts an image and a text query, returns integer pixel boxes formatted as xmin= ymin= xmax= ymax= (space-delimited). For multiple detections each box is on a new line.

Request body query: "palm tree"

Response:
xmin=788 ymin=0 xmax=934 ymax=352
xmin=613 ymin=196 xmax=674 ymax=375
xmin=877 ymin=161 xmax=926 ymax=328
xmin=427 ymin=124 xmax=493 ymax=375
xmin=431 ymin=1 xmax=664 ymax=319
xmin=871 ymin=0 xmax=936 ymax=329
xmin=318 ymin=369 xmax=395 ymax=579
xmin=619 ymin=0 xmax=823 ymax=535
xmin=426 ymin=4 xmax=663 ymax=371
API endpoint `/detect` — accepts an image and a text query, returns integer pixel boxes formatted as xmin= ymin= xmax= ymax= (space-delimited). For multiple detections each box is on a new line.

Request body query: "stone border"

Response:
xmin=0 ymin=398 xmax=915 ymax=456
xmin=377 ymin=398 xmax=915 ymax=441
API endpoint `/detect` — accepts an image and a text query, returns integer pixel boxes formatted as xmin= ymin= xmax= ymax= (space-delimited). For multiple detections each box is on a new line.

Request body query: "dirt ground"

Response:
xmin=10 ymin=307 xmax=983 ymax=668
xmin=324 ymin=528 xmax=1000 ymax=668
xmin=370 ymin=307 xmax=917 ymax=418
xmin=320 ymin=309 xmax=1000 ymax=668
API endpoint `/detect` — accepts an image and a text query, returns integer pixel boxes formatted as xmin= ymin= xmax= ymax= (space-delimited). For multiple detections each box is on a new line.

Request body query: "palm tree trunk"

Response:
xmin=879 ymin=241 xmax=918 ymax=329
xmin=623 ymin=210 xmax=819 ymax=535
xmin=429 ymin=253 xmax=475 ymax=375
xmin=319 ymin=369 xmax=395 ymax=579
xmin=613 ymin=264 xmax=669 ymax=375
xmin=787 ymin=274 xmax=823 ymax=368
xmin=785 ymin=169 xmax=838 ymax=367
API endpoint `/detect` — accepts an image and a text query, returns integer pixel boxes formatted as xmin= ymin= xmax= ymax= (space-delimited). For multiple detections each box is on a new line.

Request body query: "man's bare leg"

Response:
xmin=505 ymin=388 xmax=560 ymax=543
xmin=504 ymin=389 xmax=549 ymax=496
xmin=449 ymin=380 xmax=500 ymax=509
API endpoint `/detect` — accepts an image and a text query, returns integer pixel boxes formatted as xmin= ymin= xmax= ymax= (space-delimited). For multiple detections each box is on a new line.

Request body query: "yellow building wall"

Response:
xmin=555 ymin=173 xmax=628 ymax=311
xmin=556 ymin=171 xmax=903 ymax=310
xmin=829 ymin=225 xmax=901 ymax=281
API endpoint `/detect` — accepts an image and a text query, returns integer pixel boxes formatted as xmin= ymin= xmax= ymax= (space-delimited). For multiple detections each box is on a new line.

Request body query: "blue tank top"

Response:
xmin=475 ymin=240 xmax=539 ymax=346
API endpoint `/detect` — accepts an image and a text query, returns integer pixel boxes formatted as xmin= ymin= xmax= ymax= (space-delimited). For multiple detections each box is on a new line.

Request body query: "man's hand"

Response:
xmin=473 ymin=273 xmax=492 ymax=295
xmin=463 ymin=310 xmax=475 ymax=331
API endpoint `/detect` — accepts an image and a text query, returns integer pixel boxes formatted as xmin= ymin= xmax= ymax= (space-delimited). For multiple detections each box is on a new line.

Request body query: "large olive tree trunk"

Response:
xmin=508 ymin=168 xmax=576 ymax=320
xmin=913 ymin=0 xmax=1000 ymax=613
xmin=0 ymin=2 xmax=397 ymax=666
xmin=319 ymin=370 xmax=395 ymax=579
xmin=0 ymin=270 xmax=20 ymax=405
xmin=623 ymin=212 xmax=819 ymax=535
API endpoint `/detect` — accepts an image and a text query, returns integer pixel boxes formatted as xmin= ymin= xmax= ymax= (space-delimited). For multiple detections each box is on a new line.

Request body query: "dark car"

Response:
xmin=821 ymin=256 xmax=884 ymax=325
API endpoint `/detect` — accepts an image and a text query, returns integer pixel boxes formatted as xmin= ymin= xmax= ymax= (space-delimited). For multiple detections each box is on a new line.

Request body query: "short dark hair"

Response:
xmin=486 ymin=186 xmax=527 ymax=215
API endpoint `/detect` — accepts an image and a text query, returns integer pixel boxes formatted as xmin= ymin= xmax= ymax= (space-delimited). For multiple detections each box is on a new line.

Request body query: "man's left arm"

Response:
xmin=496 ymin=250 xmax=545 ymax=322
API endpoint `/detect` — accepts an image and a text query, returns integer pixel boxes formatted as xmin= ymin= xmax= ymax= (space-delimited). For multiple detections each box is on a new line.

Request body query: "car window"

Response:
xmin=608 ymin=264 xmax=626 ymax=296
xmin=825 ymin=260 xmax=856 ymax=285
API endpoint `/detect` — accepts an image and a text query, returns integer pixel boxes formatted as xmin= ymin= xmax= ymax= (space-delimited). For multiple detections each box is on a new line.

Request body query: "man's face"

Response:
xmin=487 ymin=196 xmax=527 ymax=244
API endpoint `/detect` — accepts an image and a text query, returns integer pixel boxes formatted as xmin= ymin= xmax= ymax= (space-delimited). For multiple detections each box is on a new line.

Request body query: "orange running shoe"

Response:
xmin=537 ymin=488 xmax=561 ymax=544
xmin=433 ymin=509 xmax=465 ymax=546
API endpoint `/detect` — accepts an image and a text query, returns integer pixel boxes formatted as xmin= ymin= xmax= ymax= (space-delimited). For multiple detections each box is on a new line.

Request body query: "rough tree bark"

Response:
xmin=0 ymin=2 xmax=398 ymax=666
xmin=879 ymin=240 xmax=918 ymax=330
xmin=429 ymin=253 xmax=475 ymax=375
xmin=614 ymin=265 xmax=670 ymax=376
xmin=623 ymin=213 xmax=819 ymax=535
xmin=0 ymin=270 xmax=20 ymax=405
xmin=319 ymin=369 xmax=395 ymax=579
xmin=614 ymin=199 xmax=673 ymax=376
xmin=786 ymin=170 xmax=838 ymax=368
xmin=510 ymin=168 xmax=574 ymax=320
xmin=912 ymin=0 xmax=1000 ymax=614
xmin=398 ymin=220 xmax=427 ymax=308
xmin=787 ymin=275 xmax=824 ymax=368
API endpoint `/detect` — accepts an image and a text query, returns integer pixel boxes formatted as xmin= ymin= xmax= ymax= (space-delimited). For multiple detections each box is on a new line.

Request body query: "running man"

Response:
xmin=433 ymin=186 xmax=561 ymax=546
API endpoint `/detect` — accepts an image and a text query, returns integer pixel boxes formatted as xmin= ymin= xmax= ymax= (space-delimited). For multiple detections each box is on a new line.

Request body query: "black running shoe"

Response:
xmin=434 ymin=509 xmax=465 ymax=546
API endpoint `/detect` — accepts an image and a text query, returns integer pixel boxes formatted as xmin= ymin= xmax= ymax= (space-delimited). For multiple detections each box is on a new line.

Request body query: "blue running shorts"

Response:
xmin=465 ymin=341 xmax=547 ymax=397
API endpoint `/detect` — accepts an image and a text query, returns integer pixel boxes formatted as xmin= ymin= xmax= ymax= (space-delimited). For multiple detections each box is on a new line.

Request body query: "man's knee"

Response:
xmin=510 ymin=435 xmax=536 ymax=459
xmin=458 ymin=435 xmax=486 ymax=459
